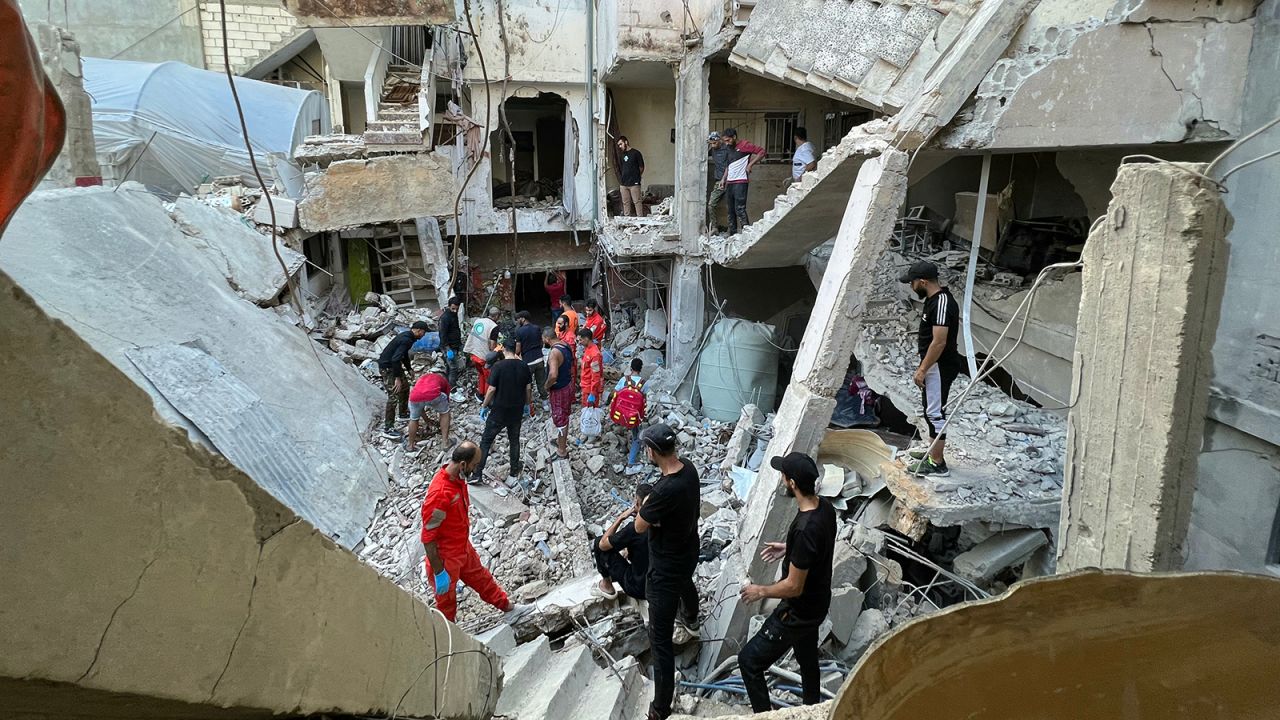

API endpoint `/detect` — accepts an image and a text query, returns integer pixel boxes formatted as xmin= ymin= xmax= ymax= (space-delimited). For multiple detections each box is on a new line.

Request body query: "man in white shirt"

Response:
xmin=791 ymin=127 xmax=817 ymax=183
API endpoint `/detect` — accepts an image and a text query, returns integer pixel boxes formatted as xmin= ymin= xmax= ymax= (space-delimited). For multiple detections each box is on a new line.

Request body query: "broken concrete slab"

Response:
xmin=0 ymin=185 xmax=385 ymax=548
xmin=299 ymin=152 xmax=457 ymax=231
xmin=954 ymin=529 xmax=1048 ymax=583
xmin=167 ymin=196 xmax=305 ymax=305
xmin=881 ymin=460 xmax=1061 ymax=529
xmin=828 ymin=585 xmax=866 ymax=646
xmin=470 ymin=484 xmax=527 ymax=525
xmin=475 ymin=622 xmax=517 ymax=656
xmin=553 ymin=459 xmax=585 ymax=531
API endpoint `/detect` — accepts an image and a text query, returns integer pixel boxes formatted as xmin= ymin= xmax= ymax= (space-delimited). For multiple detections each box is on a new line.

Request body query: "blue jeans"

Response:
xmin=628 ymin=427 xmax=641 ymax=465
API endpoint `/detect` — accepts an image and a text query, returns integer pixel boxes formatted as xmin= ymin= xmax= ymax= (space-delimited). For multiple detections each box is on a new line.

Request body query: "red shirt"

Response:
xmin=545 ymin=275 xmax=566 ymax=310
xmin=409 ymin=372 xmax=451 ymax=403
xmin=420 ymin=466 xmax=472 ymax=557
xmin=580 ymin=343 xmax=603 ymax=396
xmin=583 ymin=312 xmax=606 ymax=342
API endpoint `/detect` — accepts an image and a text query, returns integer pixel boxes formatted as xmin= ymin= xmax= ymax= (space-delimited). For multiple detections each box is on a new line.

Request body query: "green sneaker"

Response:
xmin=907 ymin=456 xmax=951 ymax=477
xmin=906 ymin=446 xmax=929 ymax=460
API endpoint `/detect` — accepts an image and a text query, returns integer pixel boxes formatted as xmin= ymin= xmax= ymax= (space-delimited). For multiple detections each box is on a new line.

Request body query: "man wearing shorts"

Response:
xmin=405 ymin=366 xmax=451 ymax=455
xmin=543 ymin=325 xmax=576 ymax=458
xmin=899 ymin=260 xmax=963 ymax=477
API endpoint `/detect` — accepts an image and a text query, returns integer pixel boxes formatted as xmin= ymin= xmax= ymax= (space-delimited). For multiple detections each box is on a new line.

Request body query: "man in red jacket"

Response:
xmin=422 ymin=442 xmax=536 ymax=622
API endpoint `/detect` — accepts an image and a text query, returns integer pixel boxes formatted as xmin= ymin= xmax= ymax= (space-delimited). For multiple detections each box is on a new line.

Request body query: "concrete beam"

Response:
xmin=284 ymin=0 xmax=455 ymax=27
xmin=675 ymin=53 xmax=711 ymax=247
xmin=1057 ymin=162 xmax=1230 ymax=573
xmin=0 ymin=270 xmax=497 ymax=718
xmin=664 ymin=256 xmax=706 ymax=397
xmin=300 ymin=153 xmax=457 ymax=232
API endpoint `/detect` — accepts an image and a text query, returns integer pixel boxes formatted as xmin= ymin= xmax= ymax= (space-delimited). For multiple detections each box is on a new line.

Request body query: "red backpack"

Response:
xmin=609 ymin=376 xmax=647 ymax=429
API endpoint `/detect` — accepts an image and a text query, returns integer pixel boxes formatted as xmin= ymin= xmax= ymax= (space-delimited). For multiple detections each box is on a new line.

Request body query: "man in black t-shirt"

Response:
xmin=898 ymin=260 xmax=963 ymax=477
xmin=617 ymin=135 xmax=646 ymax=217
xmin=592 ymin=483 xmax=653 ymax=601
xmin=377 ymin=321 xmax=430 ymax=439
xmin=472 ymin=339 xmax=534 ymax=494
xmin=738 ymin=451 xmax=836 ymax=713
xmin=634 ymin=423 xmax=700 ymax=720
xmin=513 ymin=311 xmax=547 ymax=402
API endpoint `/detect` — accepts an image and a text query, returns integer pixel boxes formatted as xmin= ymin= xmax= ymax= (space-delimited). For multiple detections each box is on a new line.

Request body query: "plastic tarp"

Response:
xmin=83 ymin=57 xmax=330 ymax=194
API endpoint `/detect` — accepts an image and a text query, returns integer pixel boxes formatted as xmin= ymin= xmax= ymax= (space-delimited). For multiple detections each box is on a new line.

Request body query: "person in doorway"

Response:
xmin=592 ymin=483 xmax=653 ymax=601
xmin=578 ymin=327 xmax=604 ymax=412
xmin=405 ymin=364 xmax=451 ymax=455
xmin=421 ymin=441 xmax=537 ymax=623
xmin=583 ymin=298 xmax=607 ymax=343
xmin=543 ymin=325 xmax=576 ymax=459
xmin=706 ymin=131 xmax=732 ymax=233
xmin=556 ymin=294 xmax=579 ymax=345
xmin=719 ymin=128 xmax=766 ymax=235
xmin=545 ymin=270 xmax=567 ymax=324
xmin=514 ymin=310 xmax=547 ymax=401
xmin=463 ymin=306 xmax=502 ymax=398
xmin=633 ymin=423 xmax=701 ymax=720
xmin=377 ymin=320 xmax=430 ymax=439
xmin=612 ymin=358 xmax=649 ymax=475
xmin=473 ymin=339 xmax=535 ymax=491
xmin=617 ymin=136 xmax=646 ymax=216
xmin=899 ymin=260 xmax=962 ymax=477
xmin=737 ymin=451 xmax=837 ymax=713
xmin=791 ymin=127 xmax=817 ymax=184
xmin=438 ymin=296 xmax=465 ymax=386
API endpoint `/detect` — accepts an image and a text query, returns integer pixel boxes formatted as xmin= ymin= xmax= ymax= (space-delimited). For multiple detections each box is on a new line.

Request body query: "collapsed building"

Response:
xmin=5 ymin=0 xmax=1280 ymax=718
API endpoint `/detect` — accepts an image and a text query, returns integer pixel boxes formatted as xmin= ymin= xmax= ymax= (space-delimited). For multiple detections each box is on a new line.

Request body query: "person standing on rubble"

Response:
xmin=719 ymin=128 xmax=766 ymax=235
xmin=543 ymin=326 xmax=576 ymax=459
xmin=514 ymin=310 xmax=547 ymax=402
xmin=404 ymin=363 xmax=452 ymax=455
xmin=791 ymin=127 xmax=817 ymax=184
xmin=377 ymin=320 xmax=430 ymax=440
xmin=737 ymin=451 xmax=836 ymax=713
xmin=706 ymin=131 xmax=731 ymax=233
xmin=473 ymin=338 xmax=535 ymax=492
xmin=421 ymin=441 xmax=536 ymax=623
xmin=556 ymin=294 xmax=580 ymax=345
xmin=464 ymin=306 xmax=503 ymax=399
xmin=899 ymin=260 xmax=962 ymax=477
xmin=438 ymin=296 xmax=465 ymax=386
xmin=617 ymin=135 xmax=646 ymax=217
xmin=613 ymin=358 xmax=649 ymax=475
xmin=578 ymin=327 xmax=604 ymax=413
xmin=583 ymin=298 xmax=607 ymax=343
xmin=592 ymin=482 xmax=653 ymax=601
xmin=633 ymin=423 xmax=701 ymax=720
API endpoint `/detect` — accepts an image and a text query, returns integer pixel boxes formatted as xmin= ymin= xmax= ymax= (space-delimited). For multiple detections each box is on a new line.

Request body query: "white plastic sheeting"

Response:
xmin=83 ymin=57 xmax=330 ymax=194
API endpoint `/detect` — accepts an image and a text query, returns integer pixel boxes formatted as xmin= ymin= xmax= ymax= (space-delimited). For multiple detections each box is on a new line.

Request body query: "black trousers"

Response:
xmin=381 ymin=368 xmax=408 ymax=430
xmin=591 ymin=538 xmax=645 ymax=600
xmin=738 ymin=607 xmax=822 ymax=713
xmin=647 ymin=570 xmax=699 ymax=719
xmin=726 ymin=182 xmax=750 ymax=234
xmin=474 ymin=408 xmax=522 ymax=480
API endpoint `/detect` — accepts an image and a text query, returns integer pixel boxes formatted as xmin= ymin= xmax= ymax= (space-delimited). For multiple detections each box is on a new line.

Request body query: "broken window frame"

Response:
xmin=709 ymin=110 xmax=801 ymax=163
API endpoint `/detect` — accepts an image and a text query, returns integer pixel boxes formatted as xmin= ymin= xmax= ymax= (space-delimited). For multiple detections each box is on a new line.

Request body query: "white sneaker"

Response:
xmin=673 ymin=618 xmax=700 ymax=645
xmin=504 ymin=602 xmax=536 ymax=624
xmin=624 ymin=464 xmax=644 ymax=476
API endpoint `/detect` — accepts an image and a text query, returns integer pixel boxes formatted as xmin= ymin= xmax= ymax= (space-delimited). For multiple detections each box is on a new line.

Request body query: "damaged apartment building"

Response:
xmin=5 ymin=0 xmax=1280 ymax=719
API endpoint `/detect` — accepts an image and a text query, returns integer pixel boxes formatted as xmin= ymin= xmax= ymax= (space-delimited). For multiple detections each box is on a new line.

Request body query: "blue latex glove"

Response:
xmin=480 ymin=407 xmax=490 ymax=421
xmin=587 ymin=393 xmax=597 ymax=405
xmin=446 ymin=349 xmax=456 ymax=361
xmin=433 ymin=569 xmax=451 ymax=595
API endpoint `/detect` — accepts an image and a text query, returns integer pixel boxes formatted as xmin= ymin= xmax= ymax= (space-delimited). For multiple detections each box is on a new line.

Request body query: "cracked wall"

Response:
xmin=0 ymin=268 xmax=498 ymax=719
xmin=300 ymin=152 xmax=458 ymax=232
xmin=939 ymin=2 xmax=1255 ymax=149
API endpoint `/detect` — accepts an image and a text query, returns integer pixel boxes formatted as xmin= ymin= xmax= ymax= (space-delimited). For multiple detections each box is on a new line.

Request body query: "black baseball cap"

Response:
xmin=640 ymin=422 xmax=678 ymax=454
xmin=770 ymin=451 xmax=819 ymax=486
xmin=897 ymin=260 xmax=939 ymax=283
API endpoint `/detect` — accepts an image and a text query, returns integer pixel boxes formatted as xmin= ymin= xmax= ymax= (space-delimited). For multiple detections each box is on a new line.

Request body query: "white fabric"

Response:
xmin=923 ymin=365 xmax=946 ymax=435
xmin=725 ymin=155 xmax=751 ymax=183
xmin=463 ymin=318 xmax=498 ymax=357
xmin=792 ymin=141 xmax=816 ymax=179
xmin=83 ymin=57 xmax=329 ymax=194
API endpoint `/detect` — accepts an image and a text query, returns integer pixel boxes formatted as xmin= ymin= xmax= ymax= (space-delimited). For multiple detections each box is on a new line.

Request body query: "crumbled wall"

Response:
xmin=31 ymin=22 xmax=100 ymax=188
xmin=285 ymin=0 xmax=454 ymax=26
xmin=200 ymin=1 xmax=301 ymax=72
xmin=300 ymin=152 xmax=458 ymax=231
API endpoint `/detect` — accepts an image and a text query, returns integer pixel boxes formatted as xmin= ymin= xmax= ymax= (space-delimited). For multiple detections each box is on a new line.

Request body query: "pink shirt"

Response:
xmin=409 ymin=373 xmax=451 ymax=403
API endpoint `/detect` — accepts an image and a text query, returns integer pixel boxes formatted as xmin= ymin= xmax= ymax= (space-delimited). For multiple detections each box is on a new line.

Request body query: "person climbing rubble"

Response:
xmin=377 ymin=320 xmax=429 ymax=440
xmin=404 ymin=363 xmax=451 ymax=457
xmin=421 ymin=441 xmax=536 ymax=624
xmin=591 ymin=482 xmax=652 ymax=601
xmin=543 ymin=325 xmax=576 ymax=459
xmin=472 ymin=338 xmax=534 ymax=493
xmin=900 ymin=260 xmax=963 ymax=477
xmin=737 ymin=451 xmax=836 ymax=713
xmin=611 ymin=357 xmax=649 ymax=475
xmin=438 ymin=296 xmax=465 ymax=386
xmin=633 ymin=423 xmax=702 ymax=720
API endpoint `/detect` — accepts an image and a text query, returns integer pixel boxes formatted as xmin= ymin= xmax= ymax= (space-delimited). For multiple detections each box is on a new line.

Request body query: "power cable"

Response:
xmin=448 ymin=0 xmax=494 ymax=296
xmin=307 ymin=0 xmax=426 ymax=69
xmin=109 ymin=4 xmax=199 ymax=59
xmin=1206 ymin=114 xmax=1280 ymax=178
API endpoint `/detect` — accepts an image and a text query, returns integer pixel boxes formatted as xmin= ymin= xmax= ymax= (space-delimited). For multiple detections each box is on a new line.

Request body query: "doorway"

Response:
xmin=513 ymin=268 xmax=590 ymax=326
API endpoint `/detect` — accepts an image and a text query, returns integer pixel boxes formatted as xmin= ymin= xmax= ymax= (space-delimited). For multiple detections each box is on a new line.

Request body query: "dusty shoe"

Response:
xmin=624 ymin=464 xmax=645 ymax=476
xmin=591 ymin=582 xmax=619 ymax=600
xmin=380 ymin=428 xmax=404 ymax=440
xmin=905 ymin=446 xmax=930 ymax=460
xmin=672 ymin=618 xmax=700 ymax=645
xmin=908 ymin=456 xmax=951 ymax=477
xmin=504 ymin=602 xmax=537 ymax=625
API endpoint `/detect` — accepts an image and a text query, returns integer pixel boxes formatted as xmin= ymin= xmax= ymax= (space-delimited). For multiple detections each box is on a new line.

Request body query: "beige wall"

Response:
xmin=199 ymin=1 xmax=300 ymax=72
xmin=608 ymin=85 xmax=677 ymax=190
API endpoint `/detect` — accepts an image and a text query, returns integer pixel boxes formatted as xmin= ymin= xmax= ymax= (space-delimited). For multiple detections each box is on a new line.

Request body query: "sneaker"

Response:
xmin=503 ymin=602 xmax=537 ymax=625
xmin=672 ymin=618 xmax=700 ymax=645
xmin=591 ymin=583 xmax=619 ymax=600
xmin=907 ymin=456 xmax=951 ymax=477
xmin=492 ymin=483 xmax=510 ymax=498
xmin=380 ymin=428 xmax=403 ymax=440
xmin=906 ymin=446 xmax=929 ymax=461
xmin=624 ymin=464 xmax=644 ymax=477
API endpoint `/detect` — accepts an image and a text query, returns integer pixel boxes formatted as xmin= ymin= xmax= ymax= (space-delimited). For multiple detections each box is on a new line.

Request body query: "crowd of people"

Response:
xmin=367 ymin=257 xmax=963 ymax=717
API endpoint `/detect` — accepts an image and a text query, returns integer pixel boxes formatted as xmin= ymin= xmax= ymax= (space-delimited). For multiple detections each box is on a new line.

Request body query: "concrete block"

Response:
xmin=832 ymin=543 xmax=868 ymax=589
xmin=252 ymin=194 xmax=298 ymax=228
xmin=953 ymin=529 xmax=1048 ymax=583
xmin=836 ymin=608 xmax=889 ymax=665
xmin=299 ymin=153 xmax=457 ymax=231
xmin=828 ymin=585 xmax=866 ymax=646
xmin=470 ymin=484 xmax=527 ymax=525
xmin=552 ymin=459 xmax=584 ymax=531
xmin=475 ymin=623 xmax=517 ymax=656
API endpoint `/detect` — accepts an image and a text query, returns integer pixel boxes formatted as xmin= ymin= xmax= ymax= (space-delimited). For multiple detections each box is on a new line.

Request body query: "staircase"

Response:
xmin=363 ymin=67 xmax=425 ymax=148
xmin=371 ymin=222 xmax=434 ymax=309
xmin=494 ymin=634 xmax=654 ymax=720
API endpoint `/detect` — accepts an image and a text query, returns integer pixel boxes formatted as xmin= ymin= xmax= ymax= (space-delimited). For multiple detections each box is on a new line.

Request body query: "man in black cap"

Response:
xmin=738 ymin=451 xmax=837 ymax=713
xmin=633 ymin=422 xmax=701 ymax=720
xmin=438 ymin=296 xmax=465 ymax=385
xmin=472 ymin=338 xmax=534 ymax=495
xmin=377 ymin=320 xmax=430 ymax=439
xmin=898 ymin=259 xmax=962 ymax=477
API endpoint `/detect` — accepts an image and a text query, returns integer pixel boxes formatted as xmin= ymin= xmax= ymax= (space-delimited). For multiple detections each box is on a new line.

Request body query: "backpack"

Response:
xmin=609 ymin=376 xmax=647 ymax=429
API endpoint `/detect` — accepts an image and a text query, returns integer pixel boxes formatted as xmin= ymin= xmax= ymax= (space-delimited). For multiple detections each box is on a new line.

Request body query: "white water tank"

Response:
xmin=696 ymin=318 xmax=779 ymax=421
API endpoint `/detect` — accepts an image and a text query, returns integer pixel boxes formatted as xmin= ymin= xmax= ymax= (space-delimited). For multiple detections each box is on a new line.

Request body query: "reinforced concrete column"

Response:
xmin=665 ymin=256 xmax=705 ymax=397
xmin=675 ymin=55 xmax=711 ymax=246
xmin=1057 ymin=162 xmax=1230 ymax=573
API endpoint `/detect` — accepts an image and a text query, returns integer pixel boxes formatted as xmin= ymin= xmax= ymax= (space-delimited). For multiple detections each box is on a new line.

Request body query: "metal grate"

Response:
xmin=709 ymin=110 xmax=800 ymax=163
xmin=389 ymin=25 xmax=430 ymax=68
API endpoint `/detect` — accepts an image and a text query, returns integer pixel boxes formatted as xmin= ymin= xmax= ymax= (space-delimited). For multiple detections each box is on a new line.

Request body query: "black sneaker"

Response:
xmin=907 ymin=456 xmax=950 ymax=477
xmin=380 ymin=428 xmax=403 ymax=440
